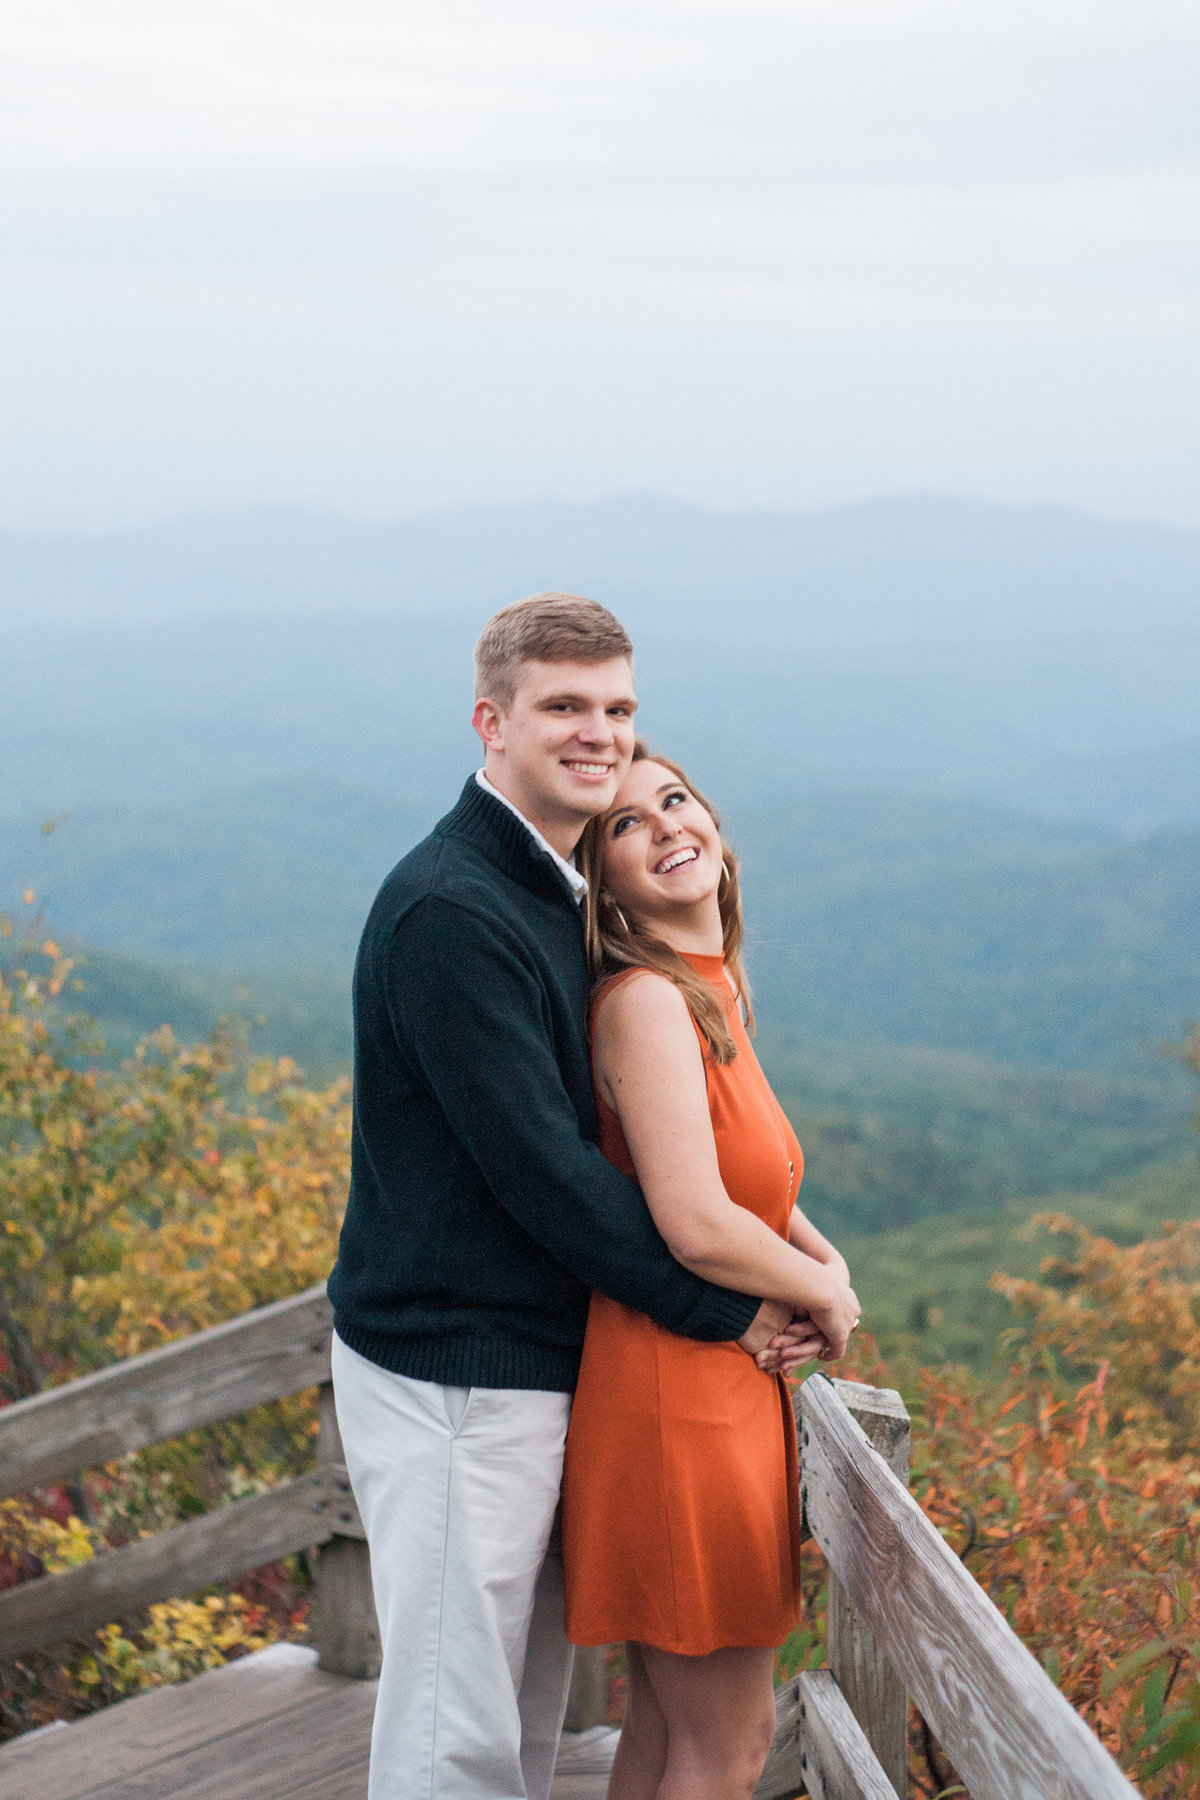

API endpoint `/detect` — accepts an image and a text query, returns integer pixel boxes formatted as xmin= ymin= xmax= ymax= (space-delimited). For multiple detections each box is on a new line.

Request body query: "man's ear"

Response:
xmin=472 ymin=696 xmax=506 ymax=752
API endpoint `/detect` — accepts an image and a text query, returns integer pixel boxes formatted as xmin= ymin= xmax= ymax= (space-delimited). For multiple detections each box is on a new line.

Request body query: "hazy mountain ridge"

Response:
xmin=4 ymin=494 xmax=1199 ymax=639
xmin=4 ymin=495 xmax=1198 ymax=830
xmin=5 ymin=778 xmax=1197 ymax=1074
xmin=5 ymin=615 xmax=1200 ymax=831
xmin=2 ymin=780 xmax=432 ymax=965
xmin=4 ymin=494 xmax=1194 ymax=1367
xmin=743 ymin=816 xmax=1200 ymax=1069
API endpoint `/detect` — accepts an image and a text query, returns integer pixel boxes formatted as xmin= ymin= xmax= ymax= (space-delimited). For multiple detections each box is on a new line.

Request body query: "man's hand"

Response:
xmin=738 ymin=1287 xmax=862 ymax=1373
xmin=740 ymin=1302 xmax=832 ymax=1374
xmin=736 ymin=1298 xmax=797 ymax=1360
xmin=758 ymin=1312 xmax=830 ymax=1374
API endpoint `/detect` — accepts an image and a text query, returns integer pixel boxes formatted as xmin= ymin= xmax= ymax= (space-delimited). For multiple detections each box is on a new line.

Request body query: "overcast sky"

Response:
xmin=2 ymin=0 xmax=1197 ymax=527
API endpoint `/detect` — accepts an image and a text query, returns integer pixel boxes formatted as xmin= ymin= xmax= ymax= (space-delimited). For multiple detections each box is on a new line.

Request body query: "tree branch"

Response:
xmin=0 ymin=1281 xmax=42 ymax=1398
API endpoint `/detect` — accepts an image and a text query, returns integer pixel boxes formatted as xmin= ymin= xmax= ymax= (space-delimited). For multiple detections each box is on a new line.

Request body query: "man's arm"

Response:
xmin=388 ymin=897 xmax=760 ymax=1343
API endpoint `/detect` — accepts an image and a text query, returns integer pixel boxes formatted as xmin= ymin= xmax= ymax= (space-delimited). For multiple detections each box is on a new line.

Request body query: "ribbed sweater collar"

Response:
xmin=436 ymin=776 xmax=582 ymax=906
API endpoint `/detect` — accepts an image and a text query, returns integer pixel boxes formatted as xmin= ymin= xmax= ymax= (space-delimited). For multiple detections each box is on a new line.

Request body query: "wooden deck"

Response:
xmin=0 ymin=1644 xmax=619 ymax=1800
xmin=0 ymin=1303 xmax=1146 ymax=1800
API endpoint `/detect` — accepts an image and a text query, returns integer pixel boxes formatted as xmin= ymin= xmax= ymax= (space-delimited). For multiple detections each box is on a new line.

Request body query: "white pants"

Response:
xmin=331 ymin=1334 xmax=575 ymax=1800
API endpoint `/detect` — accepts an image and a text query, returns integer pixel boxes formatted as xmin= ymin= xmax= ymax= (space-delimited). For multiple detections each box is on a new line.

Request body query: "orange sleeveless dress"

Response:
xmin=561 ymin=953 xmax=804 ymax=1655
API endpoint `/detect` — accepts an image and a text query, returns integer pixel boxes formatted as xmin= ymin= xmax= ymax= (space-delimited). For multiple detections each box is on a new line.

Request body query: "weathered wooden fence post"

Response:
xmin=315 ymin=1382 xmax=381 ymax=1679
xmin=819 ymin=1379 xmax=911 ymax=1797
xmin=564 ymin=1644 xmax=608 ymax=1732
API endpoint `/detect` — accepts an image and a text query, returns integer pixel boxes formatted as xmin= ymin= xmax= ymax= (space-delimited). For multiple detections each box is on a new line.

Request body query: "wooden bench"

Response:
xmin=0 ymin=1287 xmax=1144 ymax=1798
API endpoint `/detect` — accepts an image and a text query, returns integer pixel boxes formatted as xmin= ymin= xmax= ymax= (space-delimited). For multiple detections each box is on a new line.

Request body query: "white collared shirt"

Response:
xmin=475 ymin=769 xmax=588 ymax=904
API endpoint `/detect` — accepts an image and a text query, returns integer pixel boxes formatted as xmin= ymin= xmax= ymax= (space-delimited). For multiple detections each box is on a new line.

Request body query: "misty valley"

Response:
xmin=3 ymin=493 xmax=1199 ymax=1372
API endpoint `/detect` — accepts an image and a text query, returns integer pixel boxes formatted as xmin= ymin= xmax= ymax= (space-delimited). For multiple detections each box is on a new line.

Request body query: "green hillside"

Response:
xmin=44 ymin=947 xmax=354 ymax=1077
xmin=22 ymin=938 xmax=1192 ymax=1229
xmin=841 ymin=1145 xmax=1200 ymax=1375
xmin=6 ymin=780 xmax=1198 ymax=1075
xmin=739 ymin=808 xmax=1200 ymax=1069
xmin=58 ymin=951 xmax=1200 ymax=1375
xmin=762 ymin=1026 xmax=1193 ymax=1235
xmin=1 ymin=781 xmax=431 ymax=967
xmin=9 ymin=932 xmax=1195 ymax=1378
xmin=6 ymin=760 xmax=1197 ymax=1383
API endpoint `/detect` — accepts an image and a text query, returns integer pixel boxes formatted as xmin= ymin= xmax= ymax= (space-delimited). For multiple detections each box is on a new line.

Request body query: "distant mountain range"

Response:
xmin=2 ymin=493 xmax=1199 ymax=830
xmin=3 ymin=493 xmax=1199 ymax=645
xmin=2 ymin=492 xmax=1198 ymax=1102
xmin=4 ymin=492 xmax=1197 ymax=1300
xmin=5 ymin=777 xmax=1197 ymax=1076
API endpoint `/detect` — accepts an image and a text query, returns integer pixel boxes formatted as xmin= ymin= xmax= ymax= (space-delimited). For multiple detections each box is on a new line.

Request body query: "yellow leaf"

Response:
xmin=22 ymin=888 xmax=34 ymax=905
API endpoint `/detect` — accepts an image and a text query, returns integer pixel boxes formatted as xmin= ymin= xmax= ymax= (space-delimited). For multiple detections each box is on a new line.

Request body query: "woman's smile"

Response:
xmin=653 ymin=845 xmax=701 ymax=875
xmin=595 ymin=756 xmax=727 ymax=953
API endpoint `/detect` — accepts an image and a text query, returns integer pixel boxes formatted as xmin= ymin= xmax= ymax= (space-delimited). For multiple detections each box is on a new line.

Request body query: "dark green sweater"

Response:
xmin=327 ymin=776 xmax=760 ymax=1391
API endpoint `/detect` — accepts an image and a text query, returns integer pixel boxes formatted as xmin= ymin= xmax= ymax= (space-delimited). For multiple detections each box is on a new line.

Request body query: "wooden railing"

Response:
xmin=0 ymin=1286 xmax=378 ymax=1680
xmin=755 ymin=1376 xmax=1141 ymax=1800
xmin=0 ymin=1295 xmax=1143 ymax=1798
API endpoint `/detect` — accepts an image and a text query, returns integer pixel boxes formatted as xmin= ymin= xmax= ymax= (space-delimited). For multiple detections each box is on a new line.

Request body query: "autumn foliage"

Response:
xmin=1 ymin=915 xmax=1199 ymax=1793
xmin=0 ymin=919 xmax=348 ymax=1734
xmin=915 ymin=1217 xmax=1200 ymax=1795
xmin=0 ymin=931 xmax=348 ymax=1381
xmin=781 ymin=1054 xmax=1200 ymax=1795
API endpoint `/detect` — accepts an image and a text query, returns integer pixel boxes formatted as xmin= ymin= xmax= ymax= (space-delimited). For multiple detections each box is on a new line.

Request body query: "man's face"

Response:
xmin=473 ymin=657 xmax=638 ymax=839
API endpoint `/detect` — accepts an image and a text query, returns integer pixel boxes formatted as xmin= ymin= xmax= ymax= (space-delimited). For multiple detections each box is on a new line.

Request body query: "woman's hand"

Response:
xmin=821 ymin=1251 xmax=852 ymax=1290
xmin=806 ymin=1277 xmax=861 ymax=1361
xmin=788 ymin=1207 xmax=851 ymax=1291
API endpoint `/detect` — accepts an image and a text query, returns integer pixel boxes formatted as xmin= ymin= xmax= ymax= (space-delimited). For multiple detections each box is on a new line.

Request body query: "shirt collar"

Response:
xmin=475 ymin=770 xmax=588 ymax=903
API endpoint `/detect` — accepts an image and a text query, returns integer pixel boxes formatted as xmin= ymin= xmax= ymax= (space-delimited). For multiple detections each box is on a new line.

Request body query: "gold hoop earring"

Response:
xmin=602 ymin=893 xmax=632 ymax=935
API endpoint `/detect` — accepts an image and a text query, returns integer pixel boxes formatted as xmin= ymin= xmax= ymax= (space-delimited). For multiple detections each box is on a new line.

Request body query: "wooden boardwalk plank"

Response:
xmin=77 ymin=1684 xmax=375 ymax=1800
xmin=0 ymin=1644 xmax=325 ymax=1799
xmin=0 ymin=1645 xmax=618 ymax=1800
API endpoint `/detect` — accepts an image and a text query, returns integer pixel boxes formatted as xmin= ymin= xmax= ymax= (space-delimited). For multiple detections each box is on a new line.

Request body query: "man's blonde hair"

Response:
xmin=474 ymin=592 xmax=633 ymax=710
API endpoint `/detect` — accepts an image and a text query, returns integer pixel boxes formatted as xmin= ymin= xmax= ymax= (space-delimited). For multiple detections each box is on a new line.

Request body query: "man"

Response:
xmin=328 ymin=593 xmax=796 ymax=1800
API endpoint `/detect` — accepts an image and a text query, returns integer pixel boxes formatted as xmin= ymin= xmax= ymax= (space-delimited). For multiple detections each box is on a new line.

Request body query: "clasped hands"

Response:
xmin=738 ymin=1283 xmax=861 ymax=1376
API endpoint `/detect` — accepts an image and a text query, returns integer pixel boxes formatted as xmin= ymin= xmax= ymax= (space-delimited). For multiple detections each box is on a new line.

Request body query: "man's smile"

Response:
xmin=562 ymin=759 xmax=615 ymax=780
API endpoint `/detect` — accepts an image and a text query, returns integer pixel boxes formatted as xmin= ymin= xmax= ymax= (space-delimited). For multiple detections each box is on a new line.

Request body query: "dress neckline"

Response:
xmin=679 ymin=950 xmax=727 ymax=983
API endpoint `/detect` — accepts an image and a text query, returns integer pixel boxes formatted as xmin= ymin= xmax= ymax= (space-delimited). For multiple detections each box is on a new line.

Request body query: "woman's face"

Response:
xmin=598 ymin=758 xmax=724 ymax=928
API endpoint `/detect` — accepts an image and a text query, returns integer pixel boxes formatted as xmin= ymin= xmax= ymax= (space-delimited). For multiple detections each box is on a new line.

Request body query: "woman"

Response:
xmin=561 ymin=744 xmax=859 ymax=1800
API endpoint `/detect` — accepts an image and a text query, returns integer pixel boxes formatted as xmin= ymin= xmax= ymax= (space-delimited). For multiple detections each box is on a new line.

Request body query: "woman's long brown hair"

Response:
xmin=577 ymin=742 xmax=754 ymax=1064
